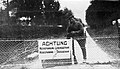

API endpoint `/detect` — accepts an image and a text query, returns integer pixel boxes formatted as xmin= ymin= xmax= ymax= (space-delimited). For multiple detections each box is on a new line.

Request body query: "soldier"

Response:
xmin=67 ymin=16 xmax=87 ymax=63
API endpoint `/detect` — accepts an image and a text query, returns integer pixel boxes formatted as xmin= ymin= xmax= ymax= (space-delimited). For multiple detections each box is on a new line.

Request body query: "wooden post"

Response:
xmin=38 ymin=40 xmax=43 ymax=68
xmin=71 ymin=38 xmax=74 ymax=64
xmin=117 ymin=19 xmax=120 ymax=48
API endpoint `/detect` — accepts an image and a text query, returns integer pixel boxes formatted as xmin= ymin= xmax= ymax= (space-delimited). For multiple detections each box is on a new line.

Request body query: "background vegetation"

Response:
xmin=0 ymin=0 xmax=76 ymax=39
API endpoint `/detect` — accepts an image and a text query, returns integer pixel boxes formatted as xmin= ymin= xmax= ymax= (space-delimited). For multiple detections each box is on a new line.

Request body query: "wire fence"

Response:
xmin=0 ymin=36 xmax=119 ymax=68
xmin=0 ymin=40 xmax=38 ymax=65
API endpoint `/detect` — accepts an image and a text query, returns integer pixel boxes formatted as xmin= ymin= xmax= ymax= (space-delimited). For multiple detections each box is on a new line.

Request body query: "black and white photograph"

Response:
xmin=0 ymin=0 xmax=120 ymax=69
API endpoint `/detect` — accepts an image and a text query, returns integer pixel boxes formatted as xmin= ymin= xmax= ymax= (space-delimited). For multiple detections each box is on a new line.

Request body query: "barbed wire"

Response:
xmin=0 ymin=35 xmax=118 ymax=41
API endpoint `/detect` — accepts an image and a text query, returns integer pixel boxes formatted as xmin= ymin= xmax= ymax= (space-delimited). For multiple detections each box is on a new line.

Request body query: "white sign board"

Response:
xmin=38 ymin=39 xmax=72 ymax=59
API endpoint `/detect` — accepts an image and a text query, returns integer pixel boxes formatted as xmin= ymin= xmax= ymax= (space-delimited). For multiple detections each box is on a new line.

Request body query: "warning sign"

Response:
xmin=38 ymin=39 xmax=72 ymax=59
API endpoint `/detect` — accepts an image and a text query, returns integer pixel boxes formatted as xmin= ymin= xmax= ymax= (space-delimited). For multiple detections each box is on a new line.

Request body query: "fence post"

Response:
xmin=70 ymin=38 xmax=74 ymax=64
xmin=38 ymin=40 xmax=43 ymax=68
xmin=116 ymin=19 xmax=120 ymax=48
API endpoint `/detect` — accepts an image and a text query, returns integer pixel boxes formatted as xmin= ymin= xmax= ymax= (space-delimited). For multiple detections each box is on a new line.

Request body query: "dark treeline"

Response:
xmin=0 ymin=0 xmax=76 ymax=39
xmin=86 ymin=1 xmax=120 ymax=29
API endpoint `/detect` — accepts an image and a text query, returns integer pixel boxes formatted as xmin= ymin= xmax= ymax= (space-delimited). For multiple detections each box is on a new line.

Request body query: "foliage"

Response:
xmin=9 ymin=0 xmax=60 ymax=25
xmin=0 ymin=0 xmax=78 ymax=39
xmin=86 ymin=1 xmax=120 ymax=29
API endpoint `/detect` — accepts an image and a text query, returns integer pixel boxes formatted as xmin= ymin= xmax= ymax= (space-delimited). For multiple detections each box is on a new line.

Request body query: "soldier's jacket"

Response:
xmin=67 ymin=18 xmax=86 ymax=39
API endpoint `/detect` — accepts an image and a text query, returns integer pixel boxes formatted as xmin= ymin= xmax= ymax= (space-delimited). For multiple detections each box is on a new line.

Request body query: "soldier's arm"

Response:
xmin=74 ymin=23 xmax=84 ymax=33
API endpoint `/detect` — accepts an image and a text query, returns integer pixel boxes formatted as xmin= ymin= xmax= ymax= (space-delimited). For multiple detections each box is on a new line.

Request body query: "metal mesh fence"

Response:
xmin=0 ymin=35 xmax=119 ymax=68
xmin=0 ymin=40 xmax=38 ymax=65
xmin=92 ymin=36 xmax=120 ymax=59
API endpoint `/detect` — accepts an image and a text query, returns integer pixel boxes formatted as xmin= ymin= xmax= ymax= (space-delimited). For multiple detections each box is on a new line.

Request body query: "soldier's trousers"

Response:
xmin=77 ymin=38 xmax=86 ymax=59
xmin=72 ymin=38 xmax=86 ymax=60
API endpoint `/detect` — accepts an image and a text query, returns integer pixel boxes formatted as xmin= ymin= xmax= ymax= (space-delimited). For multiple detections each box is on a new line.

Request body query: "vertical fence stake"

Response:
xmin=70 ymin=38 xmax=74 ymax=64
xmin=38 ymin=40 xmax=43 ymax=68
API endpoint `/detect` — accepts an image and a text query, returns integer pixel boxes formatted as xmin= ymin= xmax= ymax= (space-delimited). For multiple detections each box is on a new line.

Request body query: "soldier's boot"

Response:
xmin=81 ymin=48 xmax=87 ymax=63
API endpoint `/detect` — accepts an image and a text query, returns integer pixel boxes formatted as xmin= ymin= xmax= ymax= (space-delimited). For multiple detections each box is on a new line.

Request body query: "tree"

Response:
xmin=86 ymin=1 xmax=120 ymax=29
xmin=0 ymin=0 xmax=78 ymax=39
xmin=9 ymin=0 xmax=60 ymax=25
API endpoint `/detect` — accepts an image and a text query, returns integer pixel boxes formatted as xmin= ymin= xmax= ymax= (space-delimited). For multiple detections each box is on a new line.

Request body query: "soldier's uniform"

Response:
xmin=67 ymin=17 xmax=87 ymax=62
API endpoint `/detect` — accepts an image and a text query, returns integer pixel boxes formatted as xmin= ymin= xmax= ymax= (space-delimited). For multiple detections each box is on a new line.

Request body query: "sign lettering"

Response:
xmin=42 ymin=41 xmax=67 ymax=46
xmin=38 ymin=39 xmax=72 ymax=59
